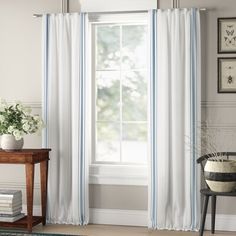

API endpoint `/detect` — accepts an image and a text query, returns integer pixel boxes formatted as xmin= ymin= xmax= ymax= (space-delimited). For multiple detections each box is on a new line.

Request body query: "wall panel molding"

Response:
xmin=201 ymin=101 xmax=236 ymax=108
xmin=89 ymin=208 xmax=148 ymax=226
xmin=7 ymin=102 xmax=42 ymax=109
xmin=21 ymin=102 xmax=41 ymax=109
xmin=17 ymin=101 xmax=236 ymax=109
xmin=0 ymin=181 xmax=40 ymax=190
xmin=204 ymin=123 xmax=236 ymax=129
xmin=206 ymin=214 xmax=236 ymax=231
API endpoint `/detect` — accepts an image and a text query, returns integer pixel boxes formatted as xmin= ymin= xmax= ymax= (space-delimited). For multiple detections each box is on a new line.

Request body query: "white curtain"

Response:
xmin=148 ymin=9 xmax=201 ymax=230
xmin=42 ymin=13 xmax=90 ymax=225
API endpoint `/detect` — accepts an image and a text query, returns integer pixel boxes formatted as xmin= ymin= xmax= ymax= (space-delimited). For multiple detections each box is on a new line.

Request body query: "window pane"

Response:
xmin=122 ymin=25 xmax=147 ymax=70
xmin=96 ymin=71 xmax=120 ymax=121
xmin=122 ymin=71 xmax=147 ymax=121
xmin=94 ymin=21 xmax=148 ymax=165
xmin=122 ymin=123 xmax=147 ymax=163
xmin=96 ymin=25 xmax=120 ymax=70
xmin=96 ymin=122 xmax=120 ymax=162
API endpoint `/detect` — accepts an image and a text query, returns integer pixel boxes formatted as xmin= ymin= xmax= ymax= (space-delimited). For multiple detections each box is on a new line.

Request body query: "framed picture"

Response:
xmin=218 ymin=57 xmax=236 ymax=93
xmin=218 ymin=17 xmax=236 ymax=53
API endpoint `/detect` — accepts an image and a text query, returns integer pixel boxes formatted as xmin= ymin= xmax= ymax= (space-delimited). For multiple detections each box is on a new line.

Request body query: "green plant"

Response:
xmin=0 ymin=98 xmax=44 ymax=140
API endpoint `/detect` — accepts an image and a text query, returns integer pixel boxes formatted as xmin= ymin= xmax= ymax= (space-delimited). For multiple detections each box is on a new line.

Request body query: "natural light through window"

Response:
xmin=93 ymin=22 xmax=148 ymax=165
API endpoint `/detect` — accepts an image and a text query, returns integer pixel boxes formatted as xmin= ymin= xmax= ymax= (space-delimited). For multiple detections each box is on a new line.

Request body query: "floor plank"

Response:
xmin=33 ymin=224 xmax=236 ymax=236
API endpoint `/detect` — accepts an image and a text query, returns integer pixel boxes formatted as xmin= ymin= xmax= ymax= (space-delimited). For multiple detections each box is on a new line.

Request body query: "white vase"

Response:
xmin=204 ymin=160 xmax=236 ymax=192
xmin=1 ymin=134 xmax=24 ymax=151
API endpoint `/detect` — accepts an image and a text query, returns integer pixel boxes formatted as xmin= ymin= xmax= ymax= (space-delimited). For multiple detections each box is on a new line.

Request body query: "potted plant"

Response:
xmin=0 ymin=98 xmax=44 ymax=151
xmin=204 ymin=155 xmax=236 ymax=192
xmin=188 ymin=122 xmax=236 ymax=192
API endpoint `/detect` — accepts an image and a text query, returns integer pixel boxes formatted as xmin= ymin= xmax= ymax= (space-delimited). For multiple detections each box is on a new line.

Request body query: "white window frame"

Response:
xmin=89 ymin=12 xmax=149 ymax=186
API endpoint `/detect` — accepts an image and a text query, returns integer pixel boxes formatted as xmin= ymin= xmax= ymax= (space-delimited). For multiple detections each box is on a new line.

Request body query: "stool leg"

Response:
xmin=211 ymin=195 xmax=216 ymax=234
xmin=199 ymin=195 xmax=209 ymax=236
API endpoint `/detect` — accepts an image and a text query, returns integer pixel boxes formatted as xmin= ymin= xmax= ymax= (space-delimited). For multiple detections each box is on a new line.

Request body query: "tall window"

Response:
xmin=92 ymin=20 xmax=148 ymax=165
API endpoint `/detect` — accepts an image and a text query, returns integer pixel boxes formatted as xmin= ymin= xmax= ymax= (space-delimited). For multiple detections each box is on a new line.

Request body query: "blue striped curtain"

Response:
xmin=42 ymin=13 xmax=90 ymax=225
xmin=148 ymin=8 xmax=201 ymax=230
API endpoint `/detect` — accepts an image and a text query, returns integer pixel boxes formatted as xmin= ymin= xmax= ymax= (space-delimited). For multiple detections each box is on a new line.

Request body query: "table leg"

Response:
xmin=25 ymin=163 xmax=35 ymax=233
xmin=40 ymin=160 xmax=48 ymax=225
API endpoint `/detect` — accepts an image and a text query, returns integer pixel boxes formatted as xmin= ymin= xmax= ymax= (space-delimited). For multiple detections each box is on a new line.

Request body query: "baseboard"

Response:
xmin=21 ymin=206 xmax=148 ymax=227
xmin=90 ymin=210 xmax=236 ymax=230
xmin=89 ymin=208 xmax=148 ymax=226
xmin=205 ymin=214 xmax=236 ymax=231
xmin=22 ymin=206 xmax=236 ymax=231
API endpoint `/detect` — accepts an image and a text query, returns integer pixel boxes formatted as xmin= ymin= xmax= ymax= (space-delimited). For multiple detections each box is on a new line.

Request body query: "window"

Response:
xmin=90 ymin=14 xmax=148 ymax=185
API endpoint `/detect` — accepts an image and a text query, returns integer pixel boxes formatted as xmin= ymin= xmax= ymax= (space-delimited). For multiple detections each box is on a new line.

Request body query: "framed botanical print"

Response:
xmin=218 ymin=57 xmax=236 ymax=93
xmin=218 ymin=18 xmax=236 ymax=53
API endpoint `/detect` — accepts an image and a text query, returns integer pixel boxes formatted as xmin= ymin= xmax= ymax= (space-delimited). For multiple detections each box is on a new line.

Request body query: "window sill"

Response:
xmin=89 ymin=164 xmax=148 ymax=186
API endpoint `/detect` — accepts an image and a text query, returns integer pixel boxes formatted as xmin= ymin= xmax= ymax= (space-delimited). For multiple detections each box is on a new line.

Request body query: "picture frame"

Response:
xmin=218 ymin=57 xmax=236 ymax=93
xmin=218 ymin=17 xmax=236 ymax=53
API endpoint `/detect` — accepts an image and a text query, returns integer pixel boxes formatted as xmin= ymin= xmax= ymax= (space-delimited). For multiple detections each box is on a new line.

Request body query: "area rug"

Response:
xmin=0 ymin=231 xmax=82 ymax=236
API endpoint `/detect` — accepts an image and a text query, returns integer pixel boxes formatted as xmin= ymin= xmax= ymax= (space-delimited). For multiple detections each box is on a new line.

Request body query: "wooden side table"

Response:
xmin=0 ymin=149 xmax=51 ymax=232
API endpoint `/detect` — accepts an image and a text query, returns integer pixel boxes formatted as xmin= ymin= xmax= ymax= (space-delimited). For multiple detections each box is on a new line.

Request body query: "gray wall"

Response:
xmin=1 ymin=0 xmax=236 ymax=217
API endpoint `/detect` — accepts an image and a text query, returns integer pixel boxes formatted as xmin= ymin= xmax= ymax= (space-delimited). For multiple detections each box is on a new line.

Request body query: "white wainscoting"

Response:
xmin=205 ymin=214 xmax=236 ymax=231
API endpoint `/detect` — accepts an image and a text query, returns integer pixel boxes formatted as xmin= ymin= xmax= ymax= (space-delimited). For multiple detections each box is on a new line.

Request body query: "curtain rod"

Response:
xmin=33 ymin=8 xmax=207 ymax=18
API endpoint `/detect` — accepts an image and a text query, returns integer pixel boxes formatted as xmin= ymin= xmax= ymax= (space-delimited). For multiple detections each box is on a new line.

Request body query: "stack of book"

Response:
xmin=0 ymin=190 xmax=24 ymax=222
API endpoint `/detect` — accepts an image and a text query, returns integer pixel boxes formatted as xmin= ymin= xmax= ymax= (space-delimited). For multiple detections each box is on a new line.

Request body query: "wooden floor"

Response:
xmin=33 ymin=224 xmax=236 ymax=236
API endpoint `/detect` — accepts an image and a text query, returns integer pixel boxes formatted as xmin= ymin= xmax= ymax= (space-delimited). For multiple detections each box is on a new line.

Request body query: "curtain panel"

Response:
xmin=148 ymin=8 xmax=201 ymax=230
xmin=42 ymin=13 xmax=90 ymax=225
